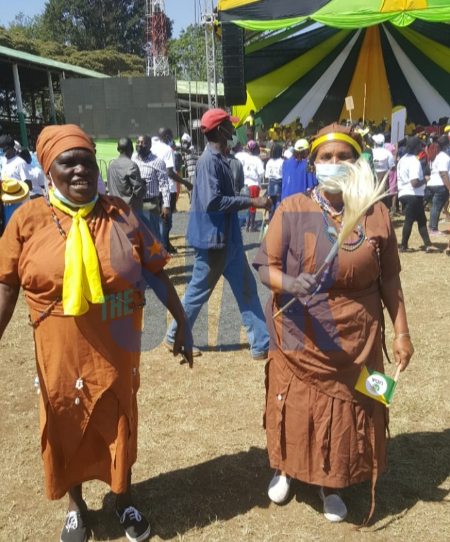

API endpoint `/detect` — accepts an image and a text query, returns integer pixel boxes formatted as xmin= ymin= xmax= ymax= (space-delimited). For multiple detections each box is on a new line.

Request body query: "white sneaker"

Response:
xmin=268 ymin=471 xmax=291 ymax=504
xmin=318 ymin=487 xmax=348 ymax=522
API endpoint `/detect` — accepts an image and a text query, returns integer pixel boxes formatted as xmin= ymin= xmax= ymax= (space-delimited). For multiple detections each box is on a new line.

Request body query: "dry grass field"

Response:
xmin=1 ymin=193 xmax=449 ymax=542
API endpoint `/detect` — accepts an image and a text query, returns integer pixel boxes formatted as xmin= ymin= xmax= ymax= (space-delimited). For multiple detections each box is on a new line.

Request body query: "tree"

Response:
xmin=1 ymin=25 xmax=145 ymax=76
xmin=7 ymin=12 xmax=48 ymax=40
xmin=41 ymin=0 xmax=173 ymax=56
xmin=168 ymin=24 xmax=223 ymax=82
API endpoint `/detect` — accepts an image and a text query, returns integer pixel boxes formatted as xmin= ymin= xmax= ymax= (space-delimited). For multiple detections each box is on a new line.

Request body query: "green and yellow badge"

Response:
xmin=355 ymin=366 xmax=401 ymax=406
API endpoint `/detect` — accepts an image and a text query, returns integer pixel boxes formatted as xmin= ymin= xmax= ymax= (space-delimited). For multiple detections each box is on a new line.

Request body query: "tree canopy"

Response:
xmin=41 ymin=0 xmax=173 ymax=55
xmin=168 ymin=25 xmax=223 ymax=82
xmin=4 ymin=4 xmax=221 ymax=81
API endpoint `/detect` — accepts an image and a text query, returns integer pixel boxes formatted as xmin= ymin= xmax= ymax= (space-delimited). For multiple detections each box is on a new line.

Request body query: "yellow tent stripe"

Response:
xmin=233 ymin=30 xmax=351 ymax=126
xmin=340 ymin=26 xmax=392 ymax=124
xmin=380 ymin=0 xmax=428 ymax=13
xmin=396 ymin=25 xmax=450 ymax=74
xmin=218 ymin=0 xmax=261 ymax=10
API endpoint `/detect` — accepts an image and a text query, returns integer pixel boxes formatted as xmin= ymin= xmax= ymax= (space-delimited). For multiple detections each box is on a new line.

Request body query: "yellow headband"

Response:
xmin=311 ymin=133 xmax=362 ymax=156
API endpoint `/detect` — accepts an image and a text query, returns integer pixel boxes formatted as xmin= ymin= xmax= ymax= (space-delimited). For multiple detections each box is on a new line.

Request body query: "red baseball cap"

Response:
xmin=201 ymin=109 xmax=240 ymax=133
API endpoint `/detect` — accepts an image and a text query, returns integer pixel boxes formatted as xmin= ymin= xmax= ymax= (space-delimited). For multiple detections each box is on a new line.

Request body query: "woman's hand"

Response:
xmin=173 ymin=319 xmax=194 ymax=368
xmin=288 ymin=273 xmax=318 ymax=299
xmin=392 ymin=336 xmax=414 ymax=372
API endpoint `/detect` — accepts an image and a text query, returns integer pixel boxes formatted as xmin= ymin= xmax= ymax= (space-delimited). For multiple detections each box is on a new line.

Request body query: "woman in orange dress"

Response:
xmin=253 ymin=124 xmax=414 ymax=524
xmin=0 ymin=125 xmax=193 ymax=542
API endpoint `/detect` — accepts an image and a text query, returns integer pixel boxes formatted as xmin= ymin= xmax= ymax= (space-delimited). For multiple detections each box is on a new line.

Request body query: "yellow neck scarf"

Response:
xmin=49 ymin=190 xmax=104 ymax=316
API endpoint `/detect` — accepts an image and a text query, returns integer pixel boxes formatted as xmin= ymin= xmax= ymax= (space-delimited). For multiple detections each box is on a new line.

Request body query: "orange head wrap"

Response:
xmin=36 ymin=124 xmax=95 ymax=174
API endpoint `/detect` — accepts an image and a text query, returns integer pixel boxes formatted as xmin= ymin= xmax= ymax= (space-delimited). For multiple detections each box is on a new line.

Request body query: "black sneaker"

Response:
xmin=60 ymin=510 xmax=88 ymax=542
xmin=117 ymin=506 xmax=151 ymax=542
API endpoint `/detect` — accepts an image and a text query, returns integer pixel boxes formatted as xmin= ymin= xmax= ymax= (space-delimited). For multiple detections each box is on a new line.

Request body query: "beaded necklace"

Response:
xmin=303 ymin=188 xmax=382 ymax=306
xmin=45 ymin=194 xmax=98 ymax=239
xmin=28 ymin=196 xmax=98 ymax=328
xmin=311 ymin=187 xmax=365 ymax=252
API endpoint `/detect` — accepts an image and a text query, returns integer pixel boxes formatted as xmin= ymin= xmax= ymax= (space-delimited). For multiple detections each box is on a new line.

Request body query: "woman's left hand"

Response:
xmin=173 ymin=320 xmax=194 ymax=368
xmin=392 ymin=336 xmax=414 ymax=372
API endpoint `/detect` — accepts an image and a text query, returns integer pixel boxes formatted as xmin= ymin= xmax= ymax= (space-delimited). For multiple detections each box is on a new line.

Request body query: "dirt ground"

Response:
xmin=1 ymin=193 xmax=449 ymax=542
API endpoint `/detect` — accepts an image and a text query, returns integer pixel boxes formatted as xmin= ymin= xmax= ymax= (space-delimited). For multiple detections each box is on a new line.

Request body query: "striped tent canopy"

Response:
xmin=217 ymin=0 xmax=450 ymax=127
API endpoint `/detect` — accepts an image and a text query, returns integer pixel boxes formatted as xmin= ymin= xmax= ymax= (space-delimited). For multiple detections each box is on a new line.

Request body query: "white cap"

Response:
xmin=294 ymin=138 xmax=309 ymax=151
xmin=372 ymin=134 xmax=385 ymax=145
xmin=181 ymin=133 xmax=191 ymax=143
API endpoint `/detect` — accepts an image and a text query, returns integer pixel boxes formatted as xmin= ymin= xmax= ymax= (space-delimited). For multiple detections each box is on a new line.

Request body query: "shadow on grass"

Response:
xmin=89 ymin=430 xmax=450 ymax=539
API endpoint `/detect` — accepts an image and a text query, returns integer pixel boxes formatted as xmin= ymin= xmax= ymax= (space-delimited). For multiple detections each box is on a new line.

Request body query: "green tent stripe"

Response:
xmin=258 ymin=31 xmax=361 ymax=128
xmin=218 ymin=0 xmax=450 ymax=29
xmin=396 ymin=26 xmax=450 ymax=74
xmin=245 ymin=21 xmax=314 ymax=54
xmin=313 ymin=30 xmax=366 ymax=125
xmin=379 ymin=26 xmax=428 ymax=126
xmin=387 ymin=24 xmax=450 ymax=103
xmin=246 ymin=25 xmax=339 ymax=83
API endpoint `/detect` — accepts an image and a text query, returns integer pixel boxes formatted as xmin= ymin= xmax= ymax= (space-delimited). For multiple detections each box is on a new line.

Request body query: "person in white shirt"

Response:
xmin=426 ymin=135 xmax=450 ymax=234
xmin=372 ymin=134 xmax=396 ymax=206
xmin=265 ymin=144 xmax=283 ymax=220
xmin=242 ymin=140 xmax=265 ymax=232
xmin=152 ymin=128 xmax=193 ymax=253
xmin=0 ymin=135 xmax=30 ymax=182
xmin=18 ymin=148 xmax=45 ymax=197
xmin=397 ymin=136 xmax=439 ymax=253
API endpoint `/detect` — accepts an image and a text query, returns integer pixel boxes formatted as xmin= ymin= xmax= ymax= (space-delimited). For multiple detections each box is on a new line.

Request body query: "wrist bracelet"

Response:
xmin=394 ymin=333 xmax=410 ymax=340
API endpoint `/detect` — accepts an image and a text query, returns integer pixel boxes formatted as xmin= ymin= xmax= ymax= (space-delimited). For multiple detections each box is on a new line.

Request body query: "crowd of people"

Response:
xmin=0 ymin=108 xmax=447 ymax=542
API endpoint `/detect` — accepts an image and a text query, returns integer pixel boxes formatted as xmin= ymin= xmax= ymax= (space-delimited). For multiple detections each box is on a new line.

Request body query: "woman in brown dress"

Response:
xmin=253 ymin=123 xmax=414 ymax=524
xmin=0 ymin=125 xmax=193 ymax=542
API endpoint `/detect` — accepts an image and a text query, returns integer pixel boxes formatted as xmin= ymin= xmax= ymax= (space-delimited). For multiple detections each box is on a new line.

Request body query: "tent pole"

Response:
xmin=12 ymin=64 xmax=28 ymax=148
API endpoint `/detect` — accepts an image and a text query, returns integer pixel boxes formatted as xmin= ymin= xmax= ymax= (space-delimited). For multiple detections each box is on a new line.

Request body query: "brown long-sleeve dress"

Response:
xmin=0 ymin=195 xmax=169 ymax=500
xmin=253 ymin=194 xmax=400 ymax=490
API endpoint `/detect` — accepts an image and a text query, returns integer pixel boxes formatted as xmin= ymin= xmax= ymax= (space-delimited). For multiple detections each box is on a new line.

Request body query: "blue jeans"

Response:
xmin=165 ymin=242 xmax=269 ymax=357
xmin=428 ymin=185 xmax=449 ymax=231
xmin=137 ymin=206 xmax=166 ymax=248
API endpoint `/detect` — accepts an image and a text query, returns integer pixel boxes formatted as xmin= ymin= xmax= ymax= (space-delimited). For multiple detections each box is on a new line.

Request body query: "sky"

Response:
xmin=0 ymin=0 xmax=217 ymax=38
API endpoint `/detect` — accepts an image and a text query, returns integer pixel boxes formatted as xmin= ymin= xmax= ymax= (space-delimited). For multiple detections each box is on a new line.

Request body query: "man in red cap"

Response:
xmin=165 ymin=108 xmax=272 ymax=359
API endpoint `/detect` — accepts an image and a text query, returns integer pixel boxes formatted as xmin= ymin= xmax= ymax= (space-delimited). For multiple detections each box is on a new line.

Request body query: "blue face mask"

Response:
xmin=315 ymin=163 xmax=348 ymax=194
xmin=167 ymin=139 xmax=173 ymax=147
xmin=51 ymin=183 xmax=98 ymax=208
xmin=0 ymin=149 xmax=4 ymax=158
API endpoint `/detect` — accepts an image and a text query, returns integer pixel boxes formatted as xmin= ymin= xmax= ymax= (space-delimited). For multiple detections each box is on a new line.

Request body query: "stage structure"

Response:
xmin=146 ymin=0 xmax=170 ymax=77
xmin=61 ymin=76 xmax=177 ymax=139
xmin=202 ymin=0 xmax=219 ymax=108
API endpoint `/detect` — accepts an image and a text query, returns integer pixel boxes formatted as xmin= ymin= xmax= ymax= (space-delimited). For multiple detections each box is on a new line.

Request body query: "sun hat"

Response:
xmin=201 ymin=109 xmax=239 ymax=133
xmin=294 ymin=139 xmax=309 ymax=151
xmin=1 ymin=179 xmax=30 ymax=203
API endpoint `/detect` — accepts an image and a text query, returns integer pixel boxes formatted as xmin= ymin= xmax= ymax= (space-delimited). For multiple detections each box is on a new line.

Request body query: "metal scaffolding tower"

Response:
xmin=145 ymin=0 xmax=170 ymax=77
xmin=202 ymin=0 xmax=218 ymax=108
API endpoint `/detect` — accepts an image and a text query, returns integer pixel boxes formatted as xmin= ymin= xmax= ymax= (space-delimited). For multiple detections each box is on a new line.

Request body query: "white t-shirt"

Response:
xmin=241 ymin=154 xmax=265 ymax=188
xmin=372 ymin=147 xmax=395 ymax=173
xmin=1 ymin=155 xmax=30 ymax=181
xmin=265 ymin=158 xmax=283 ymax=180
xmin=397 ymin=154 xmax=424 ymax=197
xmin=27 ymin=166 xmax=46 ymax=196
xmin=152 ymin=138 xmax=177 ymax=193
xmin=428 ymin=151 xmax=450 ymax=187
xmin=235 ymin=151 xmax=247 ymax=165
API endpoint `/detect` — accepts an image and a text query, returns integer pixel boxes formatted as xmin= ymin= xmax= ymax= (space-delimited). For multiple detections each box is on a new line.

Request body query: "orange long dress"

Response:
xmin=253 ymin=194 xmax=400 ymax=490
xmin=0 ymin=195 xmax=169 ymax=500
